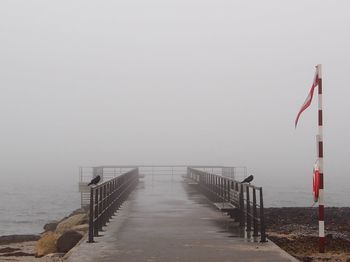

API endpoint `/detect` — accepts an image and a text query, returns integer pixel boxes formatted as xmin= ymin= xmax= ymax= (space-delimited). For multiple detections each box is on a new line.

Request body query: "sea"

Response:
xmin=0 ymin=176 xmax=79 ymax=236
xmin=0 ymin=174 xmax=348 ymax=236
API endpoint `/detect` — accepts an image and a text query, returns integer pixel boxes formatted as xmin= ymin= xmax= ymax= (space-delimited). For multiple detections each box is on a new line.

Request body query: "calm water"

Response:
xmin=0 ymin=177 xmax=79 ymax=236
xmin=262 ymin=182 xmax=349 ymax=208
xmin=0 ymin=174 xmax=348 ymax=236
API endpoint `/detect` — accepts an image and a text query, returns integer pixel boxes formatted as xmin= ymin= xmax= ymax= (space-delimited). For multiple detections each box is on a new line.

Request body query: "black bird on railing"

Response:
xmin=88 ymin=175 xmax=101 ymax=186
xmin=241 ymin=175 xmax=254 ymax=184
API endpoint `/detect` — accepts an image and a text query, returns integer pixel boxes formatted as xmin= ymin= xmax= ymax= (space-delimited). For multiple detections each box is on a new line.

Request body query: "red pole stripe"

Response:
xmin=318 ymin=141 xmax=323 ymax=158
xmin=319 ymin=173 xmax=324 ymax=189
xmin=318 ymin=110 xmax=323 ymax=126
xmin=319 ymin=237 xmax=325 ymax=253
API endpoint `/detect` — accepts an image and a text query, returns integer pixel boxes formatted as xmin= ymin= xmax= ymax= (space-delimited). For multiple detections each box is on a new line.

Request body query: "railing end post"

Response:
xmin=88 ymin=186 xmax=94 ymax=243
xmin=259 ymin=187 xmax=267 ymax=242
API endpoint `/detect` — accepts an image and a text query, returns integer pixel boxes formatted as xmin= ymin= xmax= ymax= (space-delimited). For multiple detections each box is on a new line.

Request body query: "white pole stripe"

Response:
xmin=318 ymin=95 xmax=323 ymax=109
xmin=317 ymin=64 xmax=322 ymax=79
xmin=319 ymin=221 xmax=325 ymax=237
xmin=318 ymin=158 xmax=324 ymax=174
xmin=318 ymin=127 xmax=323 ymax=138
xmin=318 ymin=189 xmax=325 ymax=205
xmin=316 ymin=135 xmax=320 ymax=157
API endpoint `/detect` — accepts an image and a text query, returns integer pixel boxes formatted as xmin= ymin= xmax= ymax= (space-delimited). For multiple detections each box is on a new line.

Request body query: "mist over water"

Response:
xmin=0 ymin=172 xmax=348 ymax=236
xmin=1 ymin=0 xmax=350 ymax=235
xmin=0 ymin=175 xmax=79 ymax=236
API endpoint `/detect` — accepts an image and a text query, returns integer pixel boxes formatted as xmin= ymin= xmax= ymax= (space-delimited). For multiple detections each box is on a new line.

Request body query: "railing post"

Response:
xmin=94 ymin=187 xmax=99 ymax=237
xmin=239 ymin=183 xmax=245 ymax=227
xmin=211 ymin=175 xmax=214 ymax=200
xmin=220 ymin=177 xmax=223 ymax=202
xmin=216 ymin=176 xmax=219 ymax=202
xmin=223 ymin=179 xmax=226 ymax=201
xmin=106 ymin=183 xmax=110 ymax=223
xmin=259 ymin=188 xmax=267 ymax=242
xmin=227 ymin=179 xmax=230 ymax=201
xmin=98 ymin=187 xmax=103 ymax=231
xmin=246 ymin=186 xmax=251 ymax=232
xmin=88 ymin=187 xmax=94 ymax=243
xmin=101 ymin=185 xmax=105 ymax=227
xmin=252 ymin=188 xmax=258 ymax=237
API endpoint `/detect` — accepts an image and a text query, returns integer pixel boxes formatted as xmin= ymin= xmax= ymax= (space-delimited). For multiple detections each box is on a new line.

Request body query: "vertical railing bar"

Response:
xmin=252 ymin=188 xmax=258 ymax=237
xmin=246 ymin=185 xmax=251 ymax=232
xmin=94 ymin=187 xmax=99 ymax=237
xmin=259 ymin=188 xmax=267 ymax=242
xmin=88 ymin=187 xmax=94 ymax=243
xmin=240 ymin=183 xmax=245 ymax=227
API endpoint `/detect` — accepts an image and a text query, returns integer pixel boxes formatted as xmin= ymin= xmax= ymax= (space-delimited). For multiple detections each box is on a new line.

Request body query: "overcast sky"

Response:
xmin=0 ymin=1 xmax=349 ymax=199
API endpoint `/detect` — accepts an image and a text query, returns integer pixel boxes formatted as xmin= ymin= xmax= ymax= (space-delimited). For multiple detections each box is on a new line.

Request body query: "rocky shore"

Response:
xmin=265 ymin=207 xmax=350 ymax=262
xmin=2 ymin=206 xmax=350 ymax=261
xmin=0 ymin=207 xmax=89 ymax=261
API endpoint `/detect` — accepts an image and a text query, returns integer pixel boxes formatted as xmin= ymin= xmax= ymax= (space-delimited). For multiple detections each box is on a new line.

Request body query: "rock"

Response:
xmin=57 ymin=230 xmax=83 ymax=253
xmin=0 ymin=234 xmax=40 ymax=245
xmin=68 ymin=207 xmax=88 ymax=217
xmin=45 ymin=252 xmax=65 ymax=258
xmin=43 ymin=221 xmax=59 ymax=232
xmin=35 ymin=232 xmax=59 ymax=257
xmin=55 ymin=214 xmax=88 ymax=234
xmin=71 ymin=224 xmax=89 ymax=233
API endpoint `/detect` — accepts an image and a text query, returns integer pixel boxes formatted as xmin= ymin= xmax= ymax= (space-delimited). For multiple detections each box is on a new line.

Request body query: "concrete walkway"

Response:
xmin=68 ymin=175 xmax=298 ymax=262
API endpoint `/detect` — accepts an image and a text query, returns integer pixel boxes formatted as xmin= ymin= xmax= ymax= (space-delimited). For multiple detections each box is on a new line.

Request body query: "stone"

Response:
xmin=71 ymin=224 xmax=89 ymax=233
xmin=35 ymin=232 xmax=59 ymax=257
xmin=43 ymin=221 xmax=59 ymax=232
xmin=55 ymin=214 xmax=88 ymax=234
xmin=45 ymin=252 xmax=65 ymax=258
xmin=57 ymin=230 xmax=83 ymax=253
xmin=68 ymin=207 xmax=88 ymax=217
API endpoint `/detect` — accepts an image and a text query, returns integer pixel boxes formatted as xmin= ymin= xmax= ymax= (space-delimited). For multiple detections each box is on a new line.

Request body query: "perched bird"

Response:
xmin=88 ymin=175 xmax=101 ymax=186
xmin=241 ymin=175 xmax=254 ymax=184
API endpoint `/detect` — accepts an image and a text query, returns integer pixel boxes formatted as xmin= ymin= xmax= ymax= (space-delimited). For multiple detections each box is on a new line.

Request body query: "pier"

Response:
xmin=68 ymin=166 xmax=297 ymax=261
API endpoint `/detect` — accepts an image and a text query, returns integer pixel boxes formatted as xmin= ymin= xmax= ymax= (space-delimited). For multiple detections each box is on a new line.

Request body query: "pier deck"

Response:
xmin=68 ymin=174 xmax=297 ymax=262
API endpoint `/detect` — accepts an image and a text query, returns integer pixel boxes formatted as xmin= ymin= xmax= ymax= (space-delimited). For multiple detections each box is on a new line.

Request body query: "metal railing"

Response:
xmin=187 ymin=167 xmax=266 ymax=242
xmin=88 ymin=168 xmax=139 ymax=243
xmin=79 ymin=165 xmax=247 ymax=207
xmin=79 ymin=167 xmax=135 ymax=207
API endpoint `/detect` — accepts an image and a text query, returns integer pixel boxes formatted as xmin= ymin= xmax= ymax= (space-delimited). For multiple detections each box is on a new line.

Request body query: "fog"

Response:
xmin=0 ymin=1 xmax=349 ymax=196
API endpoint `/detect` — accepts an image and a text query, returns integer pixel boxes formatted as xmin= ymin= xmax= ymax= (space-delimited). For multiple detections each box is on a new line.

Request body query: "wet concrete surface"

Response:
xmin=68 ymin=175 xmax=298 ymax=262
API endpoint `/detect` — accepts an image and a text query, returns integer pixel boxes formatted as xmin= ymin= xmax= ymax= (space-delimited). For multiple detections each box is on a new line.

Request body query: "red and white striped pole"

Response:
xmin=316 ymin=64 xmax=325 ymax=253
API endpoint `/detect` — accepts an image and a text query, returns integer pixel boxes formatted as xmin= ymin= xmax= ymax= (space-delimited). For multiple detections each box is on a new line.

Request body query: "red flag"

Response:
xmin=295 ymin=68 xmax=320 ymax=128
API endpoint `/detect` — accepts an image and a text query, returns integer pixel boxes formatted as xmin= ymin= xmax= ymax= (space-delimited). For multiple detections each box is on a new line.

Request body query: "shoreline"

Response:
xmin=1 ymin=206 xmax=350 ymax=261
xmin=0 ymin=207 xmax=88 ymax=261
xmin=265 ymin=207 xmax=350 ymax=261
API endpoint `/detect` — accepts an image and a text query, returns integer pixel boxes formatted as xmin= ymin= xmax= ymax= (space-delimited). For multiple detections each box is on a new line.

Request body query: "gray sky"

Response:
xmin=0 ymin=1 xmax=349 ymax=195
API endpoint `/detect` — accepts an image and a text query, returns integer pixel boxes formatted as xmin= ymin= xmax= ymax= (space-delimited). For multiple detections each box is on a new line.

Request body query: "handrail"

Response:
xmin=88 ymin=168 xmax=139 ymax=243
xmin=79 ymin=165 xmax=246 ymax=207
xmin=187 ymin=167 xmax=266 ymax=242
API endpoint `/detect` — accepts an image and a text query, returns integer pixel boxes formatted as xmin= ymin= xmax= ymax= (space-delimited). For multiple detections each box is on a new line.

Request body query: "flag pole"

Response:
xmin=317 ymin=64 xmax=325 ymax=253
